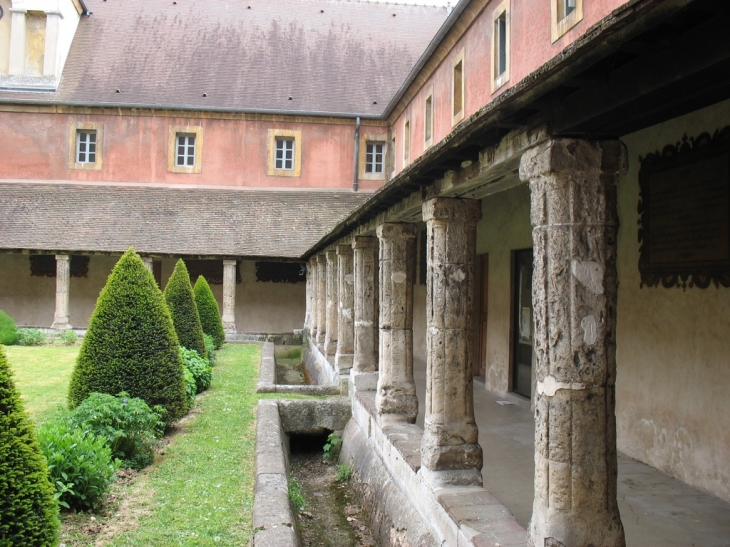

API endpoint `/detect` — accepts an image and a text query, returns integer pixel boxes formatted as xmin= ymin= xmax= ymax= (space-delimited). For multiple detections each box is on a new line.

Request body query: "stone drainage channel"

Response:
xmin=253 ymin=342 xmax=376 ymax=547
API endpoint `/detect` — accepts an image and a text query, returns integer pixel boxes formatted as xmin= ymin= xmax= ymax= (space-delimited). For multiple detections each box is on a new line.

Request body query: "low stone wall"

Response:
xmin=256 ymin=341 xmax=341 ymax=395
xmin=303 ymin=337 xmax=348 ymax=393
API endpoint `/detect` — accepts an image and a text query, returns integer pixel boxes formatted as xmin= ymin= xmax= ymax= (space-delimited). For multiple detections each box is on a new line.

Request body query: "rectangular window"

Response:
xmin=552 ymin=0 xmax=582 ymax=42
xmin=452 ymin=48 xmax=465 ymax=125
xmin=403 ymin=120 xmax=411 ymax=166
xmin=491 ymin=1 xmax=510 ymax=92
xmin=275 ymin=138 xmax=295 ymax=170
xmin=560 ymin=0 xmax=576 ymax=20
xmin=424 ymin=93 xmax=434 ymax=147
xmin=495 ymin=13 xmax=507 ymax=78
xmin=76 ymin=131 xmax=96 ymax=164
xmin=176 ymin=134 xmax=196 ymax=167
xmin=365 ymin=142 xmax=384 ymax=174
xmin=391 ymin=135 xmax=396 ymax=176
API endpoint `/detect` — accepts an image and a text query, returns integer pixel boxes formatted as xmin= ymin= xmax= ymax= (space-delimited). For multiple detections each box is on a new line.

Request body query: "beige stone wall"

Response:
xmin=0 ymin=254 xmax=305 ymax=334
xmin=475 ymin=183 xmax=533 ymax=394
xmin=615 ymin=98 xmax=730 ymax=503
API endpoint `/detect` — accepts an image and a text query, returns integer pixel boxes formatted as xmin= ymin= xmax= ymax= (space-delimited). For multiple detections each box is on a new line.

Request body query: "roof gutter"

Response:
xmin=382 ymin=0 xmax=471 ymax=119
xmin=353 ymin=117 xmax=361 ymax=192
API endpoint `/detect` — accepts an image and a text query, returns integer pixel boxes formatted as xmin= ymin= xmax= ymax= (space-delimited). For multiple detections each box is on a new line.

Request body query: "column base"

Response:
xmin=350 ymin=370 xmax=378 ymax=392
xmin=223 ymin=323 xmax=236 ymax=334
xmin=335 ymin=352 xmax=353 ymax=374
xmin=530 ymin=508 xmax=625 ymax=547
xmin=325 ymin=340 xmax=338 ymax=358
xmin=51 ymin=320 xmax=71 ymax=331
xmin=375 ymin=388 xmax=418 ymax=425
xmin=418 ymin=465 xmax=483 ymax=490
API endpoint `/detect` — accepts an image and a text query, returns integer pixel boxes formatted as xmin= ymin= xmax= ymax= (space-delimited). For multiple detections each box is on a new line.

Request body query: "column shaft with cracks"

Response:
xmin=307 ymin=257 xmax=318 ymax=335
xmin=520 ymin=139 xmax=626 ymax=547
xmin=222 ymin=260 xmax=237 ymax=334
xmin=376 ymin=223 xmax=418 ymax=424
xmin=324 ymin=249 xmax=339 ymax=357
xmin=336 ymin=245 xmax=354 ymax=371
xmin=315 ymin=253 xmax=327 ymax=348
xmin=51 ymin=254 xmax=71 ymax=330
xmin=420 ymin=198 xmax=483 ymax=487
xmin=353 ymin=236 xmax=379 ymax=373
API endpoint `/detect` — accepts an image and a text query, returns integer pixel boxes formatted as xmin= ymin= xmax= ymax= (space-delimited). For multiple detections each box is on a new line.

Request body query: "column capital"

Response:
xmin=222 ymin=259 xmax=237 ymax=266
xmin=519 ymin=138 xmax=627 ymax=181
xmin=422 ymin=197 xmax=482 ymax=223
xmin=55 ymin=254 xmax=70 ymax=262
xmin=376 ymin=222 xmax=417 ymax=241
xmin=316 ymin=253 xmax=327 ymax=264
xmin=352 ymin=235 xmax=378 ymax=250
xmin=336 ymin=244 xmax=353 ymax=256
xmin=325 ymin=248 xmax=337 ymax=259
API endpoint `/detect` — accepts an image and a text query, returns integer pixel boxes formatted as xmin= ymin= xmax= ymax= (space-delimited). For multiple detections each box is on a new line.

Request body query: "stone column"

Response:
xmin=51 ymin=254 xmax=71 ymax=330
xmin=335 ymin=245 xmax=354 ymax=372
xmin=420 ymin=198 xmax=483 ymax=487
xmin=376 ymin=223 xmax=418 ymax=424
xmin=141 ymin=256 xmax=154 ymax=273
xmin=352 ymin=237 xmax=379 ymax=392
xmin=308 ymin=257 xmax=319 ymax=338
xmin=222 ymin=260 xmax=237 ymax=334
xmin=324 ymin=250 xmax=339 ymax=357
xmin=8 ymin=9 xmax=26 ymax=76
xmin=519 ymin=139 xmax=626 ymax=547
xmin=315 ymin=253 xmax=327 ymax=348
xmin=43 ymin=12 xmax=62 ymax=77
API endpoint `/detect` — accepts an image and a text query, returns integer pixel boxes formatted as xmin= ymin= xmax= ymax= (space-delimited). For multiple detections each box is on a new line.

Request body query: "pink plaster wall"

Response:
xmin=391 ymin=0 xmax=628 ymax=173
xmin=0 ymin=111 xmax=386 ymax=190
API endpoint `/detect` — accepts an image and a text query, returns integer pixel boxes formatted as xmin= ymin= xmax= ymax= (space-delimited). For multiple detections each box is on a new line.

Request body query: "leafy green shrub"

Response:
xmin=180 ymin=347 xmax=212 ymax=394
xmin=336 ymin=463 xmax=353 ymax=483
xmin=60 ymin=330 xmax=78 ymax=346
xmin=68 ymin=392 xmax=165 ymax=470
xmin=203 ymin=333 xmax=217 ymax=367
xmin=193 ymin=276 xmax=226 ymax=350
xmin=288 ymin=476 xmax=305 ymax=512
xmin=16 ymin=328 xmax=46 ymax=346
xmin=323 ymin=432 xmax=342 ymax=461
xmin=38 ymin=418 xmax=119 ymax=511
xmin=182 ymin=367 xmax=196 ymax=408
xmin=164 ymin=261 xmax=207 ymax=359
xmin=0 ymin=346 xmax=59 ymax=544
xmin=68 ymin=248 xmax=188 ymax=423
xmin=0 ymin=310 xmax=18 ymax=345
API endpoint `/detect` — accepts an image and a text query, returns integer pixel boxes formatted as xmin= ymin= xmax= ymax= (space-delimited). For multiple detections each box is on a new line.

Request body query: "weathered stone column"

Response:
xmin=51 ymin=254 xmax=71 ymax=330
xmin=8 ymin=9 xmax=26 ymax=76
xmin=141 ymin=256 xmax=154 ymax=273
xmin=324 ymin=250 xmax=339 ymax=357
xmin=335 ymin=245 xmax=354 ymax=371
xmin=376 ymin=223 xmax=418 ymax=424
xmin=420 ymin=198 xmax=483 ymax=487
xmin=222 ymin=260 xmax=237 ymax=334
xmin=520 ymin=139 xmax=626 ymax=547
xmin=315 ymin=253 xmax=327 ymax=348
xmin=308 ymin=257 xmax=319 ymax=338
xmin=353 ymin=237 xmax=379 ymax=373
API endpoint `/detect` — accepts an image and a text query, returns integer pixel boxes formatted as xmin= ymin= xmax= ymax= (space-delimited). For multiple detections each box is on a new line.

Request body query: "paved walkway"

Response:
xmin=413 ymin=358 xmax=730 ymax=547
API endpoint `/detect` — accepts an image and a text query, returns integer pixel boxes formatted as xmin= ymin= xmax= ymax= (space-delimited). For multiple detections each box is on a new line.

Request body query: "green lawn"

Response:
xmin=4 ymin=344 xmax=79 ymax=424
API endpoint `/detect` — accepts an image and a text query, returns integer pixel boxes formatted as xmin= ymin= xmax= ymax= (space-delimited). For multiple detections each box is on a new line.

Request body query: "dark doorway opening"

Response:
xmin=512 ymin=249 xmax=533 ymax=398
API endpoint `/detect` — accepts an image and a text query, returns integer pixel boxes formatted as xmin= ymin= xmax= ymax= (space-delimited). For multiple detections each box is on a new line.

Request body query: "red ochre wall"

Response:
xmin=391 ymin=0 xmax=627 ymax=174
xmin=0 ymin=110 xmax=387 ymax=191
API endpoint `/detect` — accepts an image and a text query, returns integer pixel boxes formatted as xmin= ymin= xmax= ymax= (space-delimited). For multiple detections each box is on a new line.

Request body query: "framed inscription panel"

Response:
xmin=638 ymin=127 xmax=730 ymax=289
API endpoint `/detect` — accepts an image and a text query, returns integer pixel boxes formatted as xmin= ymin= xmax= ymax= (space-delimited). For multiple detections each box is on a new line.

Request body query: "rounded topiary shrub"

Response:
xmin=68 ymin=248 xmax=189 ymax=422
xmin=0 ymin=311 xmax=18 ymax=345
xmin=163 ymin=260 xmax=207 ymax=359
xmin=193 ymin=276 xmax=225 ymax=350
xmin=0 ymin=346 xmax=59 ymax=546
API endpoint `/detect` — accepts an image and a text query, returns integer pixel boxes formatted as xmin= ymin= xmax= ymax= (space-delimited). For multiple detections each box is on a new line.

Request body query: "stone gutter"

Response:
xmin=256 ymin=341 xmax=341 ymax=395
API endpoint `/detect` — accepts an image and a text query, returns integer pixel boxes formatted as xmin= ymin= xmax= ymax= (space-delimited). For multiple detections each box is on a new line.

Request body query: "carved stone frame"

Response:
xmin=638 ymin=127 xmax=730 ymax=289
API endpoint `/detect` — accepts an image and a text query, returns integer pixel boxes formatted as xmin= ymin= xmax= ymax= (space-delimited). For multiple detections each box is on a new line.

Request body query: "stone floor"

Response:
xmin=413 ymin=358 xmax=730 ymax=547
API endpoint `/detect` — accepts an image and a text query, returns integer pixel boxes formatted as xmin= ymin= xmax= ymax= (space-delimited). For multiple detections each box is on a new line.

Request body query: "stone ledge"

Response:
xmin=278 ymin=398 xmax=351 ymax=435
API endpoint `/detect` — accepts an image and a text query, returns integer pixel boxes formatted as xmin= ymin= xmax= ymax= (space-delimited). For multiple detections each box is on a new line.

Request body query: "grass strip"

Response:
xmin=105 ymin=343 xmax=260 ymax=547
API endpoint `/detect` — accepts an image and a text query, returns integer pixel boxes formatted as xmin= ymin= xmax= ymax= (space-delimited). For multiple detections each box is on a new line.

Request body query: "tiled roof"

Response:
xmin=0 ymin=183 xmax=370 ymax=258
xmin=0 ymin=0 xmax=447 ymax=116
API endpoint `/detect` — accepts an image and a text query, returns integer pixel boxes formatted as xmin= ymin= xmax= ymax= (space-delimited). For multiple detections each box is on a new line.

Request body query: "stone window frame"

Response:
xmin=359 ymin=132 xmax=388 ymax=181
xmin=491 ymin=0 xmax=511 ymax=93
xmin=168 ymin=124 xmax=203 ymax=174
xmin=267 ymin=128 xmax=302 ymax=177
xmin=452 ymin=47 xmax=465 ymax=126
xmin=551 ymin=0 xmax=583 ymax=43
xmin=424 ymin=85 xmax=435 ymax=150
xmin=67 ymin=121 xmax=104 ymax=171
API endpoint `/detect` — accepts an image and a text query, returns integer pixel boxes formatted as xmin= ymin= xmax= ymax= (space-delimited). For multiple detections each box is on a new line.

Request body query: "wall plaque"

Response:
xmin=638 ymin=127 xmax=730 ymax=289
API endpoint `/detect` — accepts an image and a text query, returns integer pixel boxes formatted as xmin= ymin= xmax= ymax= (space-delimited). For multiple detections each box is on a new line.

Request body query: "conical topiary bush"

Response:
xmin=0 ymin=345 xmax=59 ymax=546
xmin=163 ymin=260 xmax=207 ymax=359
xmin=193 ymin=276 xmax=225 ymax=350
xmin=68 ymin=248 xmax=188 ymax=422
